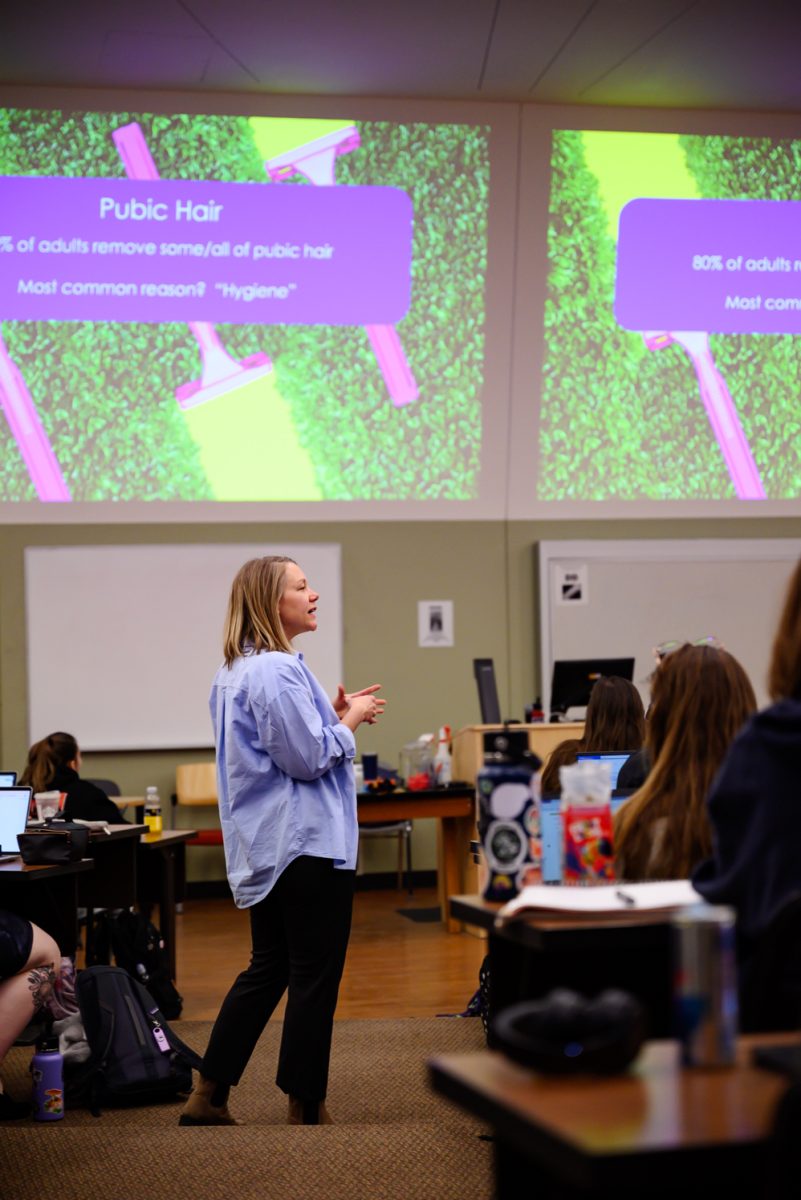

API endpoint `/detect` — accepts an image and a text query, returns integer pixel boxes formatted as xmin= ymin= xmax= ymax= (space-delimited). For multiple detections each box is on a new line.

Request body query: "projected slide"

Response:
xmin=0 ymin=110 xmax=489 ymax=502
xmin=538 ymin=131 xmax=801 ymax=502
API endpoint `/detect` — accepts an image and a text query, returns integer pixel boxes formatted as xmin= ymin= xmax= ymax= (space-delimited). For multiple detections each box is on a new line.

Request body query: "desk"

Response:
xmin=358 ymin=787 xmax=475 ymax=933
xmin=429 ymin=1035 xmax=795 ymax=1198
xmin=112 ymin=796 xmax=145 ymax=822
xmin=0 ymin=857 xmax=94 ymax=954
xmin=138 ymin=829 xmax=195 ymax=980
xmin=451 ymin=894 xmax=674 ymax=1037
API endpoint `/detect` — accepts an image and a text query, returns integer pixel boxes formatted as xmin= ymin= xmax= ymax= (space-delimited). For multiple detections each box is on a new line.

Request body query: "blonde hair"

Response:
xmin=222 ymin=556 xmax=296 ymax=667
xmin=20 ymin=731 xmax=79 ymax=794
xmin=613 ymin=644 xmax=756 ymax=880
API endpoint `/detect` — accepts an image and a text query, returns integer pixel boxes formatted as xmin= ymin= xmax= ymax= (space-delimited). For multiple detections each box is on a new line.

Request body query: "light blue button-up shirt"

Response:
xmin=209 ymin=649 xmax=358 ymax=908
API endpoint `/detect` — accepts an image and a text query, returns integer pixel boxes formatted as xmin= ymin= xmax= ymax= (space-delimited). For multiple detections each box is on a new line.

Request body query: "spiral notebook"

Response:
xmin=495 ymin=879 xmax=700 ymax=925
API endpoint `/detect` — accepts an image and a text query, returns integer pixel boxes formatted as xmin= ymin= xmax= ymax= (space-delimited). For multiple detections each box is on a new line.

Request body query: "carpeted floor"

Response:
xmin=0 ymin=1018 xmax=493 ymax=1200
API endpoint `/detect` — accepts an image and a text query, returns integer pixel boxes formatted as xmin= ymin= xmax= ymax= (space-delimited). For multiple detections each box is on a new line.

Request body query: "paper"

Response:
xmin=495 ymin=879 xmax=701 ymax=924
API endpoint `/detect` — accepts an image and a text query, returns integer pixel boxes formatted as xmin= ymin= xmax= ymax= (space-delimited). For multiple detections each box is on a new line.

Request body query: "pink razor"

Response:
xmin=643 ymin=330 xmax=766 ymax=500
xmin=265 ymin=127 xmax=419 ymax=408
xmin=0 ymin=333 xmax=71 ymax=501
xmin=112 ymin=123 xmax=273 ymax=410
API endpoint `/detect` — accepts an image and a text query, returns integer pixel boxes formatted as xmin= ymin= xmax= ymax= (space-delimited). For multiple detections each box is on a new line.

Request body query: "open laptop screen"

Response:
xmin=576 ymin=752 xmax=632 ymax=789
xmin=0 ymin=787 xmax=32 ymax=857
xmin=0 ymin=771 xmax=17 ymax=787
xmin=539 ymin=789 xmax=636 ymax=883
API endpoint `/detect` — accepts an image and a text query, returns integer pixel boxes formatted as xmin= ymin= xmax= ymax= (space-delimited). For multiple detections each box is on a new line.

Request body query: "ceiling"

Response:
xmin=1 ymin=0 xmax=801 ymax=113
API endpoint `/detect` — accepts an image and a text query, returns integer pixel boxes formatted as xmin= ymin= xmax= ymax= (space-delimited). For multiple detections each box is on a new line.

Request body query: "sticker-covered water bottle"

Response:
xmin=477 ymin=730 xmax=542 ymax=902
xmin=31 ymin=1034 xmax=64 ymax=1121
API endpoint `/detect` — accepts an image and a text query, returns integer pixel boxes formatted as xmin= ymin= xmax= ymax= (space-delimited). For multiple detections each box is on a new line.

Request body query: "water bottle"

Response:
xmin=477 ymin=730 xmax=542 ymax=902
xmin=144 ymin=785 xmax=163 ymax=834
xmin=31 ymin=1035 xmax=64 ymax=1121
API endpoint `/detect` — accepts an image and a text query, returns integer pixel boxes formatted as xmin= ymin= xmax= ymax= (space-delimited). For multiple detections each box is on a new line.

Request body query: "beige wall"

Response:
xmin=3 ymin=514 xmax=800 ymax=878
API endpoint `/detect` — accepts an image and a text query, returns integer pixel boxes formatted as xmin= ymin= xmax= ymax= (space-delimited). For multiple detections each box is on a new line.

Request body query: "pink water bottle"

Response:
xmin=31 ymin=1035 xmax=64 ymax=1121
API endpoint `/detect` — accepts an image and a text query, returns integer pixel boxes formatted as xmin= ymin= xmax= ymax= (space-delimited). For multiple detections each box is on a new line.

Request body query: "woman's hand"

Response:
xmin=333 ymin=684 xmax=384 ymax=719
xmin=336 ymin=684 xmax=386 ymax=731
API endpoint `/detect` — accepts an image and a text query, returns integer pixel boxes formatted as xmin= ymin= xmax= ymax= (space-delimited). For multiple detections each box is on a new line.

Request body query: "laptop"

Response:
xmin=576 ymin=752 xmax=632 ymax=789
xmin=539 ymin=788 xmax=635 ymax=883
xmin=0 ymin=786 xmax=32 ymax=862
xmin=0 ymin=771 xmax=17 ymax=787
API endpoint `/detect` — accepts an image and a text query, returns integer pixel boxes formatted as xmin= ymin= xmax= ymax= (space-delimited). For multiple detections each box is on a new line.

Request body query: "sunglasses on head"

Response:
xmin=652 ymin=636 xmax=724 ymax=665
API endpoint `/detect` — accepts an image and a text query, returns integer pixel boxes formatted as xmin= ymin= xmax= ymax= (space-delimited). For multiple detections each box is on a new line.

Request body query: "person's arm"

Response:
xmin=255 ymin=679 xmax=381 ymax=781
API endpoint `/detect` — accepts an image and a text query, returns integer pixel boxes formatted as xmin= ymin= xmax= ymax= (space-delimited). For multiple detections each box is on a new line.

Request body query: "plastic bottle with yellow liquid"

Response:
xmin=144 ymin=786 xmax=163 ymax=834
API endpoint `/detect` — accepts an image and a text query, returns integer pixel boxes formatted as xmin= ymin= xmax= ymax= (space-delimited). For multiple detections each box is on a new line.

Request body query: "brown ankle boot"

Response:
xmin=288 ymin=1096 xmax=333 ymax=1125
xmin=179 ymin=1075 xmax=243 ymax=1126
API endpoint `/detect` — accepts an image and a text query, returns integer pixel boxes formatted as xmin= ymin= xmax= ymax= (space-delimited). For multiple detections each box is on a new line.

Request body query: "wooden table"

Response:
xmin=138 ymin=829 xmax=195 ymax=979
xmin=358 ymin=787 xmax=475 ymax=932
xmin=0 ymin=857 xmax=94 ymax=954
xmin=429 ymin=1035 xmax=796 ymax=1198
xmin=451 ymin=894 xmax=675 ymax=1037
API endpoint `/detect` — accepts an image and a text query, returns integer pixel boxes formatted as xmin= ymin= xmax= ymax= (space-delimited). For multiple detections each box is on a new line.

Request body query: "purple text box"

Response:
xmin=0 ymin=177 xmax=412 ymax=324
xmin=615 ymin=198 xmax=801 ymax=334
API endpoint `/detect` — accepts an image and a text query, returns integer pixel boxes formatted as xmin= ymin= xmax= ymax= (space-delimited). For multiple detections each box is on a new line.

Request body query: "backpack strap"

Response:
xmin=133 ymin=979 xmax=203 ymax=1071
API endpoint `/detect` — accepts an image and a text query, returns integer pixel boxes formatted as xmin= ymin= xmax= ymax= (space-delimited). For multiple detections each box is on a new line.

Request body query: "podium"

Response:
xmin=451 ymin=722 xmax=584 ymax=785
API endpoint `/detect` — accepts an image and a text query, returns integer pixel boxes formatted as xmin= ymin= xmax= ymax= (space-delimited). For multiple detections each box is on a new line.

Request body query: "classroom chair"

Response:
xmin=357 ymin=818 xmax=413 ymax=893
xmin=171 ymin=762 xmax=222 ymax=847
xmin=85 ymin=778 xmax=121 ymax=798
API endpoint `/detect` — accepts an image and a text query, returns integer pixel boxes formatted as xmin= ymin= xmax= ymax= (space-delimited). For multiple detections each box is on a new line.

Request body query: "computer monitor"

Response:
xmin=473 ymin=658 xmax=501 ymax=724
xmin=549 ymin=658 xmax=635 ymax=718
xmin=576 ymin=752 xmax=631 ymax=789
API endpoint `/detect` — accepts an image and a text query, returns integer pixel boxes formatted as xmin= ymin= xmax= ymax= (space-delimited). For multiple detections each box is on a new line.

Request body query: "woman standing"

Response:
xmin=180 ymin=556 xmax=384 ymax=1127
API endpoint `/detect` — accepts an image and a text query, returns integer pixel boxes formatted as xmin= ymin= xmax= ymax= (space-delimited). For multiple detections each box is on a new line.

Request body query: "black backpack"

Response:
xmin=93 ymin=910 xmax=183 ymax=1020
xmin=65 ymin=965 xmax=202 ymax=1114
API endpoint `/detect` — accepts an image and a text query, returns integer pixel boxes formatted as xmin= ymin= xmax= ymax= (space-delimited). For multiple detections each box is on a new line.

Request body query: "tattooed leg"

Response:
xmin=27 ymin=963 xmax=56 ymax=1012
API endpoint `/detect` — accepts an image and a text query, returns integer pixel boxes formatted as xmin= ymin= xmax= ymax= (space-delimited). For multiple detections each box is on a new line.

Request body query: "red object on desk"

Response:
xmin=406 ymin=773 xmax=432 ymax=791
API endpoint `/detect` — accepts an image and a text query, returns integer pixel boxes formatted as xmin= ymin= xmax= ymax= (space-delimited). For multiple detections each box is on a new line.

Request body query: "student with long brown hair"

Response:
xmin=613 ymin=643 xmax=756 ymax=881
xmin=540 ymin=676 xmax=645 ymax=794
xmin=694 ymin=557 xmax=801 ymax=938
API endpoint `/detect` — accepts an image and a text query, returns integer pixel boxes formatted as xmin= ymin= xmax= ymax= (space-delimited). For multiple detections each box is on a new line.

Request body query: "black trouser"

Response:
xmin=201 ymin=855 xmax=355 ymax=1102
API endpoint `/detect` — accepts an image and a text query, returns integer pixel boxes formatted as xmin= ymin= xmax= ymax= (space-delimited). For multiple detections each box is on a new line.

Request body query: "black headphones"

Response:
xmin=492 ymin=988 xmax=645 ymax=1075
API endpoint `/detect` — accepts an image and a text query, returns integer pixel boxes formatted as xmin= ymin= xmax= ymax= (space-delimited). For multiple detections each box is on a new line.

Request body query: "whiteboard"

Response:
xmin=539 ymin=539 xmax=801 ymax=715
xmin=25 ymin=543 xmax=342 ymax=750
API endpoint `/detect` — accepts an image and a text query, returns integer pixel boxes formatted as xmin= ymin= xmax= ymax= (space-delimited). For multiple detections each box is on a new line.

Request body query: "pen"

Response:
xmin=615 ymin=889 xmax=636 ymax=907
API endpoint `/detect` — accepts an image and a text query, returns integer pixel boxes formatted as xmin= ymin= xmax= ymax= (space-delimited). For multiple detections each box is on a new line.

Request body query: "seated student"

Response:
xmin=693 ymin=559 xmax=801 ymax=966
xmin=540 ymin=676 xmax=645 ymax=794
xmin=616 ymin=637 xmax=724 ymax=790
xmin=0 ymin=912 xmax=60 ymax=1119
xmin=613 ymin=644 xmax=756 ymax=881
xmin=19 ymin=732 xmax=126 ymax=824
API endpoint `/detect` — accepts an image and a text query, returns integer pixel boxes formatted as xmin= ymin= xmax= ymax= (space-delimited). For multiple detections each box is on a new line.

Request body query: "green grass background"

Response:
xmin=0 ymin=110 xmax=489 ymax=501
xmin=538 ymin=130 xmax=801 ymax=501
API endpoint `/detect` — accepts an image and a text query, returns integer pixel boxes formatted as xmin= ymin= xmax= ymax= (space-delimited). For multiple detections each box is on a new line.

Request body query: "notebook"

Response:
xmin=0 ymin=786 xmax=33 ymax=861
xmin=539 ymin=789 xmax=635 ymax=884
xmin=0 ymin=771 xmax=17 ymax=787
xmin=575 ymin=752 xmax=631 ymax=788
